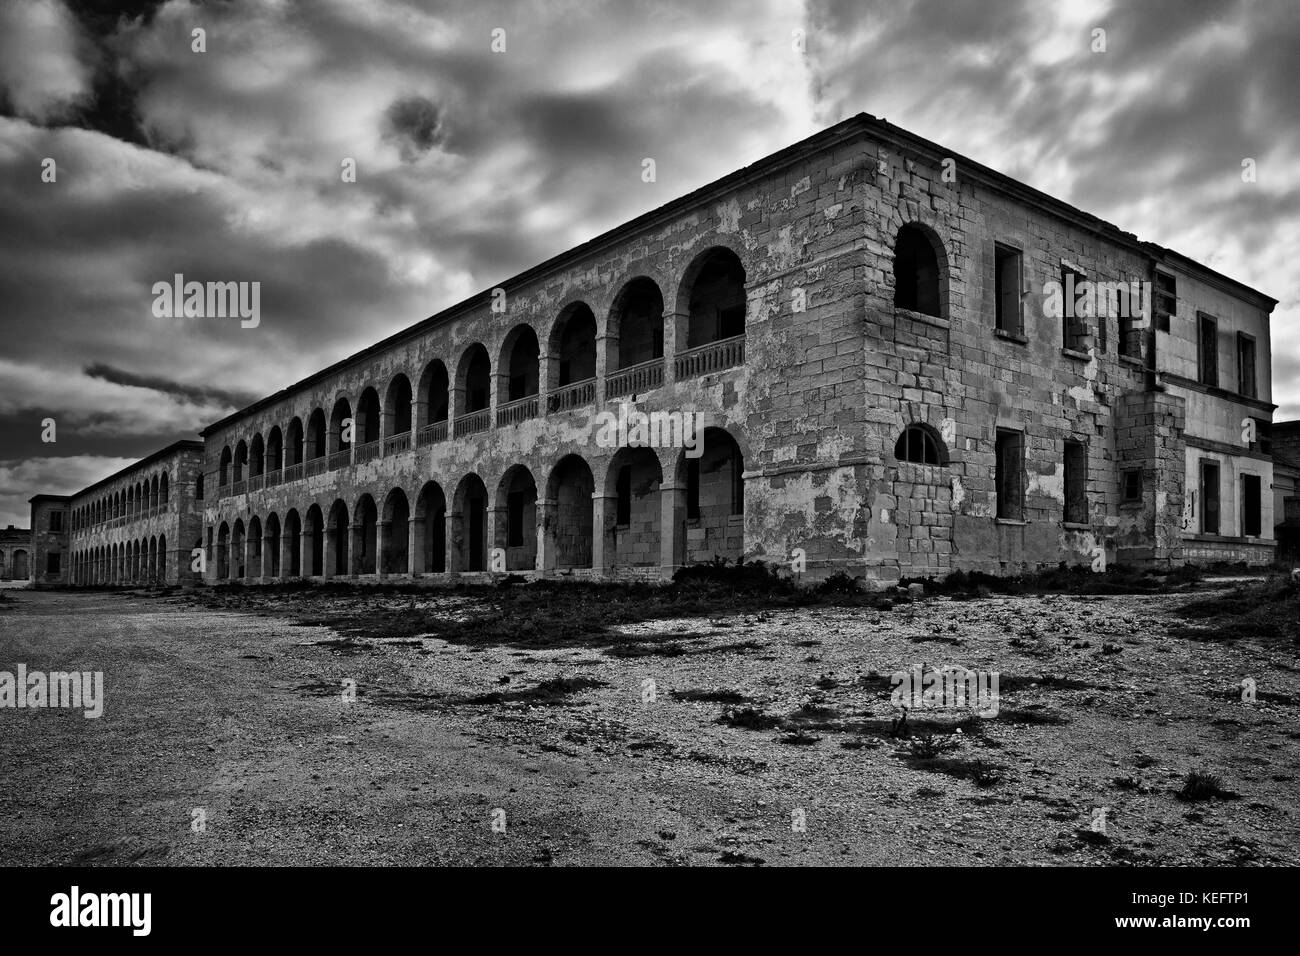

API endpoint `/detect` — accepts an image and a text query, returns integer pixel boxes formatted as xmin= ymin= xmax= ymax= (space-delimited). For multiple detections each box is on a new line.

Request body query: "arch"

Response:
xmin=12 ymin=548 xmax=28 ymax=580
xmin=609 ymin=276 xmax=664 ymax=370
xmin=680 ymin=246 xmax=746 ymax=349
xmin=495 ymin=464 xmax=537 ymax=571
xmin=216 ymin=522 xmax=230 ymax=580
xmin=157 ymin=534 xmax=166 ymax=580
xmin=604 ymin=446 xmax=663 ymax=568
xmin=384 ymin=374 xmax=413 ymax=437
xmin=546 ymin=454 xmax=594 ymax=570
xmin=497 ymin=324 xmax=540 ymax=402
xmin=450 ymin=473 xmax=489 ymax=572
xmin=894 ymin=423 xmax=948 ymax=466
xmin=355 ymin=387 xmax=381 ymax=446
xmin=892 ymin=222 xmax=946 ymax=319
xmin=286 ymin=417 xmax=305 ymax=466
xmin=353 ymin=493 xmax=379 ymax=574
xmin=380 ymin=488 xmax=410 ymax=574
xmin=414 ymin=480 xmax=447 ymax=574
xmin=284 ymin=509 xmax=302 ymax=577
xmin=148 ymin=536 xmax=158 ymax=582
xmin=233 ymin=440 xmax=249 ymax=483
xmin=676 ymin=427 xmax=745 ymax=565
xmin=416 ymin=359 xmax=450 ymax=430
xmin=266 ymin=425 xmax=284 ymax=472
xmin=219 ymin=446 xmax=233 ymax=486
xmin=327 ymin=499 xmax=350 ymax=576
xmin=548 ymin=302 xmax=597 ymax=394
xmin=329 ymin=398 xmax=352 ymax=454
xmin=455 ymin=344 xmax=492 ymax=417
xmin=263 ymin=512 xmax=281 ymax=578
xmin=304 ymin=504 xmax=324 ymax=576
xmin=249 ymin=433 xmax=265 ymax=477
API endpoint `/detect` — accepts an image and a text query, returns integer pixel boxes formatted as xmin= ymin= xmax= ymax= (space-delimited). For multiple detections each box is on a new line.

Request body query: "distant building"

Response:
xmin=0 ymin=524 xmax=31 ymax=583
xmin=1272 ymin=421 xmax=1300 ymax=562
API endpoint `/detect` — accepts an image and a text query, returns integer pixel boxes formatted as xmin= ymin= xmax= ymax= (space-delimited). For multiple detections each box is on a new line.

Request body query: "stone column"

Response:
xmin=535 ymin=497 xmax=556 ymax=573
xmin=591 ymin=493 xmax=615 ymax=574
xmin=660 ymin=480 xmax=687 ymax=578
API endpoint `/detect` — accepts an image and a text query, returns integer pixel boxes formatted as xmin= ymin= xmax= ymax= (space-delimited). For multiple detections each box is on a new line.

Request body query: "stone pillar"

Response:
xmin=664 ymin=310 xmax=688 ymax=389
xmin=591 ymin=493 xmax=615 ymax=574
xmin=660 ymin=480 xmax=687 ymax=577
xmin=378 ymin=520 xmax=391 ymax=578
xmin=595 ymin=334 xmax=611 ymax=406
xmin=446 ymin=510 xmax=460 ymax=573
xmin=408 ymin=515 xmax=422 ymax=576
xmin=535 ymin=497 xmax=556 ymax=572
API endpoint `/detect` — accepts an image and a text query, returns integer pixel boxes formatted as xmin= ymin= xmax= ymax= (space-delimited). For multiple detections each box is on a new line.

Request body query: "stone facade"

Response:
xmin=52 ymin=441 xmax=206 ymax=587
xmin=26 ymin=496 xmax=69 ymax=588
xmin=0 ymin=525 xmax=31 ymax=583
xmin=27 ymin=114 xmax=1283 ymax=586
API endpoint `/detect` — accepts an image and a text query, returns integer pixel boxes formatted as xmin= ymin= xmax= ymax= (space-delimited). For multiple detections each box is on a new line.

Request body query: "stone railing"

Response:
xmin=283 ymin=463 xmax=304 ymax=483
xmin=455 ymin=409 xmax=491 ymax=436
xmin=231 ymin=479 xmax=247 ymax=497
xmin=383 ymin=431 xmax=411 ymax=456
xmin=417 ymin=420 xmax=448 ymax=446
xmin=305 ymin=456 xmax=327 ymax=478
xmin=354 ymin=440 xmax=381 ymax=464
xmin=496 ymin=395 xmax=539 ymax=427
xmin=247 ymin=474 xmax=265 ymax=493
xmin=546 ymin=378 xmax=596 ymax=414
xmin=605 ymin=357 xmax=664 ymax=398
xmin=328 ymin=450 xmax=351 ymax=471
xmin=674 ymin=334 xmax=745 ymax=380
xmin=264 ymin=468 xmax=282 ymax=488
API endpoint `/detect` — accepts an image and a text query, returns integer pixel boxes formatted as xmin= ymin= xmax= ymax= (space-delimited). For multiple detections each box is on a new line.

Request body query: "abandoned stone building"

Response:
xmin=37 ymin=441 xmax=206 ymax=587
xmin=27 ymin=113 xmax=1286 ymax=586
xmin=0 ymin=525 xmax=31 ymax=582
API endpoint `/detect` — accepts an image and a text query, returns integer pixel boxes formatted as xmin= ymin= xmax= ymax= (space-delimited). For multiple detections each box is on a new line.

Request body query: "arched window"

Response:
xmin=894 ymin=424 xmax=945 ymax=465
xmin=893 ymin=224 xmax=943 ymax=318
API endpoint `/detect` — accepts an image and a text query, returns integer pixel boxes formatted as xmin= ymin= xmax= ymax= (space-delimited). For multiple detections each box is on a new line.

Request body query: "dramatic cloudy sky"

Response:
xmin=1 ymin=0 xmax=1297 ymax=527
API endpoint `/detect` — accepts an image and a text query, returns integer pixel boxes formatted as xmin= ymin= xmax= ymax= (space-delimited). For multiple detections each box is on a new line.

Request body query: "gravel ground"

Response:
xmin=0 ymin=585 xmax=1296 ymax=866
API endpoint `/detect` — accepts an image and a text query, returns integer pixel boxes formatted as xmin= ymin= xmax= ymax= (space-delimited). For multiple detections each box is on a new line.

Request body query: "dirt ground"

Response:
xmin=0 ymin=582 xmax=1296 ymax=866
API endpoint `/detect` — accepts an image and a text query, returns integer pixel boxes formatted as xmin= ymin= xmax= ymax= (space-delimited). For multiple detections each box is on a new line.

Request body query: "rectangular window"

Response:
xmin=1061 ymin=266 xmax=1087 ymax=350
xmin=1198 ymin=313 xmax=1218 ymax=387
xmin=994 ymin=243 xmax=1022 ymax=334
xmin=686 ymin=458 xmax=700 ymax=520
xmin=49 ymin=511 xmax=64 ymax=532
xmin=47 ymin=552 xmax=61 ymax=574
xmin=616 ymin=466 xmax=631 ymax=526
xmin=1237 ymin=333 xmax=1257 ymax=398
xmin=1200 ymin=461 xmax=1221 ymax=534
xmin=995 ymin=429 xmax=1025 ymax=521
xmin=1115 ymin=284 xmax=1141 ymax=359
xmin=506 ymin=491 xmax=525 ymax=548
xmin=1154 ymin=272 xmax=1176 ymax=332
xmin=1063 ymin=441 xmax=1088 ymax=524
xmin=1241 ymin=474 xmax=1262 ymax=537
xmin=1121 ymin=468 xmax=1142 ymax=503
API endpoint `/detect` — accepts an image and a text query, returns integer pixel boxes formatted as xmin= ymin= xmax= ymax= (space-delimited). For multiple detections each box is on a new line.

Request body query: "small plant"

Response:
xmin=717 ymin=706 xmax=781 ymax=730
xmin=909 ymin=732 xmax=954 ymax=759
xmin=1176 ymin=770 xmax=1239 ymax=802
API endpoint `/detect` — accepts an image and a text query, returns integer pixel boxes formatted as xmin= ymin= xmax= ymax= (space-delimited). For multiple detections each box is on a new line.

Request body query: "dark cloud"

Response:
xmin=83 ymin=362 xmax=257 ymax=409
xmin=382 ymin=95 xmax=444 ymax=162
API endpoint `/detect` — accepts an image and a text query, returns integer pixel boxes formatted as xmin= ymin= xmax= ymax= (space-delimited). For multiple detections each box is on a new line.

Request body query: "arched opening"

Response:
xmin=498 ymin=325 xmax=540 ymax=405
xmin=353 ymin=494 xmax=378 ymax=575
xmin=305 ymin=505 xmax=324 ymax=576
xmin=249 ymin=434 xmax=265 ymax=478
xmin=681 ymin=247 xmax=746 ymax=349
xmin=160 ymin=472 xmax=169 ymax=505
xmin=309 ymin=410 xmax=329 ymax=462
xmin=416 ymin=360 xmax=450 ymax=438
xmin=414 ymin=481 xmax=447 ymax=574
xmin=266 ymin=426 xmax=283 ymax=473
xmin=286 ymin=417 xmax=305 ymax=466
xmin=495 ymin=465 xmax=537 ymax=571
xmin=679 ymin=427 xmax=745 ymax=565
xmin=329 ymin=398 xmax=352 ymax=457
xmin=548 ymin=304 xmax=597 ymax=411
xmin=605 ymin=446 xmax=663 ymax=567
xmin=381 ymin=488 xmax=410 ymax=574
xmin=283 ymin=510 xmax=301 ymax=577
xmin=451 ymin=474 xmax=489 ymax=572
xmin=264 ymin=513 xmax=281 ymax=578
xmin=148 ymin=536 xmax=158 ymax=582
xmin=455 ymin=344 xmax=492 ymax=419
xmin=233 ymin=441 xmax=249 ymax=483
xmin=384 ymin=374 xmax=413 ymax=438
xmin=609 ymin=277 xmax=664 ymax=375
xmin=247 ymin=516 xmax=263 ymax=579
xmin=157 ymin=534 xmax=166 ymax=580
xmin=894 ymin=423 xmax=947 ymax=465
xmin=327 ymin=499 xmax=350 ymax=576
xmin=232 ymin=519 xmax=247 ymax=579
xmin=547 ymin=455 xmax=594 ymax=569
xmin=216 ymin=522 xmax=230 ymax=580
xmin=893 ymin=223 xmax=944 ymax=318
xmin=355 ymin=387 xmax=381 ymax=448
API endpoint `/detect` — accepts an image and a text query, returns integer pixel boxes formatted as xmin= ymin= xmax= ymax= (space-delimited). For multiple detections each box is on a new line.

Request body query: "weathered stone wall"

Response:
xmin=27 ymin=498 xmax=68 ymax=588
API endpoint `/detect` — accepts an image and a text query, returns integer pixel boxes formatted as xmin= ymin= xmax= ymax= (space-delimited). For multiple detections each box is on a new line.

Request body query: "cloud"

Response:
xmin=0 ymin=0 xmax=98 ymax=122
xmin=382 ymin=95 xmax=444 ymax=162
xmin=0 ymin=455 xmax=138 ymax=528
